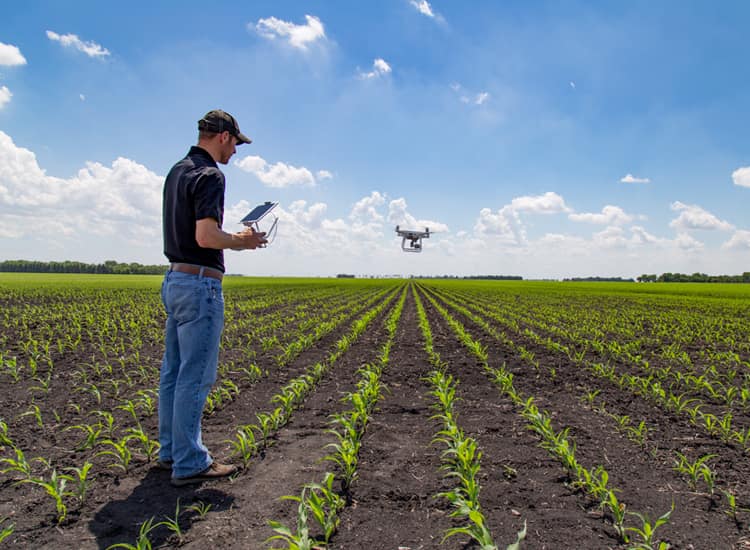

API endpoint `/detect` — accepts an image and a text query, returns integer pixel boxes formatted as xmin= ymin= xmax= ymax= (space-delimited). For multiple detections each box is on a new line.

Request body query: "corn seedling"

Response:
xmin=601 ymin=489 xmax=628 ymax=543
xmin=581 ymin=389 xmax=601 ymax=406
xmin=0 ymin=446 xmax=38 ymax=480
xmin=157 ymin=499 xmax=183 ymax=542
xmin=0 ymin=420 xmax=13 ymax=449
xmin=302 ymin=473 xmax=345 ymax=543
xmin=97 ymin=437 xmax=133 ymax=472
xmin=625 ymin=503 xmax=674 ymax=550
xmin=324 ymin=433 xmax=359 ymax=490
xmin=625 ymin=420 xmax=649 ymax=446
xmin=21 ymin=470 xmax=72 ymax=523
xmin=106 ymin=516 xmax=158 ymax=550
xmin=0 ymin=517 xmax=14 ymax=543
xmin=67 ymin=422 xmax=105 ymax=451
xmin=226 ymin=426 xmax=258 ymax=468
xmin=673 ymin=453 xmax=716 ymax=493
xmin=19 ymin=403 xmax=44 ymax=429
xmin=125 ymin=427 xmax=160 ymax=462
xmin=63 ymin=461 xmax=94 ymax=504
xmin=267 ymin=488 xmax=319 ymax=550
xmin=185 ymin=500 xmax=212 ymax=519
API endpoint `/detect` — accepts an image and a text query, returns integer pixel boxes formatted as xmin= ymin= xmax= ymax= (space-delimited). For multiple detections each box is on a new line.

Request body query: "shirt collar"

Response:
xmin=188 ymin=145 xmax=217 ymax=166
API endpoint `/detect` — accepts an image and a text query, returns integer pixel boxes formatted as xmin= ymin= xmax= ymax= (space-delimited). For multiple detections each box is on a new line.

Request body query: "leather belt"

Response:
xmin=169 ymin=263 xmax=223 ymax=281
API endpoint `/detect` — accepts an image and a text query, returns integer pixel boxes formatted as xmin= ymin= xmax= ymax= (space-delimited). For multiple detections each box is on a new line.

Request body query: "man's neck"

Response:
xmin=196 ymin=140 xmax=221 ymax=164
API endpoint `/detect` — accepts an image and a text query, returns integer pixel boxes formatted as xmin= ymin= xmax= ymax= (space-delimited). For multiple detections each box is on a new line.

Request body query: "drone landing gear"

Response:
xmin=395 ymin=225 xmax=430 ymax=253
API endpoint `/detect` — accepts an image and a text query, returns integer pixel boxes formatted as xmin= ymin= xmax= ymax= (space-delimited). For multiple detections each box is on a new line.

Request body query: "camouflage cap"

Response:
xmin=198 ymin=109 xmax=252 ymax=144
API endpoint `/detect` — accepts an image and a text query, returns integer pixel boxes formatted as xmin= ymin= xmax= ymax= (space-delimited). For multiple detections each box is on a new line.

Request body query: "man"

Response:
xmin=159 ymin=109 xmax=266 ymax=486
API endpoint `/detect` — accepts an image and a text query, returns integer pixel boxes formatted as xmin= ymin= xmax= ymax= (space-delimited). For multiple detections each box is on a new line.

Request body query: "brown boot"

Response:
xmin=171 ymin=462 xmax=237 ymax=487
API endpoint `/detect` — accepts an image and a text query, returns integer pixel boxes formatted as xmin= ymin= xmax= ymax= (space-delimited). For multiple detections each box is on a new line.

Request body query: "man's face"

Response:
xmin=217 ymin=132 xmax=238 ymax=165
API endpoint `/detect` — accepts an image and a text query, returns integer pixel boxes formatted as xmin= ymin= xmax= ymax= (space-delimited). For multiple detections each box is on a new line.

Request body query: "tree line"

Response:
xmin=637 ymin=272 xmax=750 ymax=283
xmin=0 ymin=260 xmax=168 ymax=275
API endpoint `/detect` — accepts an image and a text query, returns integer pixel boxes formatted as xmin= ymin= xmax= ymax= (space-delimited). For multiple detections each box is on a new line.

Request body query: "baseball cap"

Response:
xmin=198 ymin=110 xmax=252 ymax=144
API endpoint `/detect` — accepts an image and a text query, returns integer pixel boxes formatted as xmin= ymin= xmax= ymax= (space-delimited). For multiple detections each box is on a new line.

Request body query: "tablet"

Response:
xmin=241 ymin=201 xmax=278 ymax=225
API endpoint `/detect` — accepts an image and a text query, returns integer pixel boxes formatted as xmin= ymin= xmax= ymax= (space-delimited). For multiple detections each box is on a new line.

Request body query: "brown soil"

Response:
xmin=0 ymin=284 xmax=748 ymax=550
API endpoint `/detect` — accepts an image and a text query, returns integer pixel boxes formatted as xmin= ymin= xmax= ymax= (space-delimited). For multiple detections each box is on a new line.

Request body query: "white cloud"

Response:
xmin=620 ymin=174 xmax=650 ymax=184
xmin=408 ymin=0 xmax=446 ymax=23
xmin=511 ymin=191 xmax=571 ymax=214
xmin=410 ymin=0 xmax=435 ymax=17
xmin=254 ymin=15 xmax=326 ymax=51
xmin=593 ymin=226 xmax=630 ymax=249
xmin=722 ymin=230 xmax=750 ymax=250
xmin=669 ymin=201 xmax=734 ymax=231
xmin=0 ymin=131 xmax=161 ymax=242
xmin=234 ymin=155 xmax=317 ymax=188
xmin=46 ymin=31 xmax=110 ymax=58
xmin=351 ymin=191 xmax=386 ymax=222
xmin=451 ymin=82 xmax=490 ymax=106
xmin=630 ymin=225 xmax=659 ymax=245
xmin=474 ymin=206 xmax=522 ymax=243
xmin=0 ymin=43 xmax=27 ymax=66
xmin=674 ymin=232 xmax=704 ymax=251
xmin=359 ymin=58 xmax=392 ymax=79
xmin=387 ymin=197 xmax=448 ymax=233
xmin=569 ymin=205 xmax=633 ymax=225
xmin=473 ymin=192 xmax=570 ymax=244
xmin=317 ymin=170 xmax=332 ymax=180
xmin=0 ymin=87 xmax=11 ymax=109
xmin=732 ymin=166 xmax=750 ymax=188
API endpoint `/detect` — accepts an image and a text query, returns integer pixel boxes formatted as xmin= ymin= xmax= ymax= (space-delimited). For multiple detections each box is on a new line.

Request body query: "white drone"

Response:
xmin=395 ymin=225 xmax=430 ymax=253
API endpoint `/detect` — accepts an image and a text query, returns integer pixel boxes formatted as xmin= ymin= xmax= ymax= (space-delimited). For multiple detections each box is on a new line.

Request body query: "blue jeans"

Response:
xmin=158 ymin=270 xmax=224 ymax=478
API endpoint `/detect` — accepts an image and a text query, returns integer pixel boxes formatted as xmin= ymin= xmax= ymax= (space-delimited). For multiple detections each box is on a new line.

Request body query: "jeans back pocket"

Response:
xmin=167 ymin=283 xmax=200 ymax=324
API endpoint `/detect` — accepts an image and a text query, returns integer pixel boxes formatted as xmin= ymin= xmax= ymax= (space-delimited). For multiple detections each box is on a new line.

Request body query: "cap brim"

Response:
xmin=236 ymin=132 xmax=252 ymax=145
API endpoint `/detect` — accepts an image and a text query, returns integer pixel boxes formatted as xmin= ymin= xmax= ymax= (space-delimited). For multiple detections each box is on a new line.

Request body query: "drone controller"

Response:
xmin=241 ymin=201 xmax=279 ymax=245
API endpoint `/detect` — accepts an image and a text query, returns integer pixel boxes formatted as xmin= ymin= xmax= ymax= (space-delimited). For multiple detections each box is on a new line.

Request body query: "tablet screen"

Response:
xmin=241 ymin=201 xmax=278 ymax=224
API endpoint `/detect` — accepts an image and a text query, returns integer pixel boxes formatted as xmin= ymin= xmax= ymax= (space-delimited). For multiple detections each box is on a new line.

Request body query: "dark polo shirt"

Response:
xmin=163 ymin=146 xmax=225 ymax=273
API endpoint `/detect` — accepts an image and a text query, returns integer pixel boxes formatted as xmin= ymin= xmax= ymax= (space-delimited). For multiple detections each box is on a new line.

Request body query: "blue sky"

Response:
xmin=1 ymin=1 xmax=748 ymax=278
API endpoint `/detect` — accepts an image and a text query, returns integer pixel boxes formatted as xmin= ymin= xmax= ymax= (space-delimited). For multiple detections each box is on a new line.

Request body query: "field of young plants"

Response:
xmin=0 ymin=273 xmax=749 ymax=549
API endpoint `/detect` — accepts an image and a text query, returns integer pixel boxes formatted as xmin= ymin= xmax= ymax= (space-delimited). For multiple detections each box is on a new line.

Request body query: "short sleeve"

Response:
xmin=193 ymin=168 xmax=225 ymax=225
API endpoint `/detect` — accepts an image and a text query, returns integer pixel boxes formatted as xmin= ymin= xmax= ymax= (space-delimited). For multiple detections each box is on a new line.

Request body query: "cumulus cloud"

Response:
xmin=474 ymin=206 xmax=523 ymax=243
xmin=569 ymin=205 xmax=633 ymax=225
xmin=46 ymin=31 xmax=110 ymax=58
xmin=243 ymin=195 xmax=390 ymax=258
xmin=620 ymin=174 xmax=650 ymax=184
xmin=722 ymin=230 xmax=750 ymax=250
xmin=0 ymin=131 xmax=161 ymax=242
xmin=511 ymin=191 xmax=571 ymax=214
xmin=0 ymin=42 xmax=26 ymax=66
xmin=630 ymin=225 xmax=660 ymax=245
xmin=254 ymin=15 xmax=326 ymax=51
xmin=317 ymin=170 xmax=332 ymax=180
xmin=674 ymin=232 xmax=704 ymax=251
xmin=0 ymin=87 xmax=11 ymax=109
xmin=732 ymin=166 xmax=750 ymax=188
xmin=359 ymin=58 xmax=392 ymax=79
xmin=350 ymin=191 xmax=386 ymax=222
xmin=473 ymin=192 xmax=570 ymax=245
xmin=669 ymin=201 xmax=734 ymax=231
xmin=234 ymin=155 xmax=326 ymax=188
xmin=388 ymin=197 xmax=448 ymax=233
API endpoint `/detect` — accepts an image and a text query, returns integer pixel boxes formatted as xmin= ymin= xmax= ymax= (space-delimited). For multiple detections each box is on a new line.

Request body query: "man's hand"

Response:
xmin=231 ymin=227 xmax=267 ymax=250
